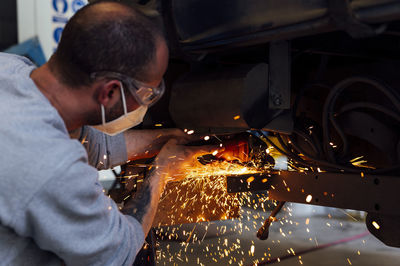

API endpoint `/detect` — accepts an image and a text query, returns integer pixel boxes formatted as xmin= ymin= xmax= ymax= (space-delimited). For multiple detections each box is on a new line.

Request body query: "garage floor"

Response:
xmin=156 ymin=202 xmax=400 ymax=266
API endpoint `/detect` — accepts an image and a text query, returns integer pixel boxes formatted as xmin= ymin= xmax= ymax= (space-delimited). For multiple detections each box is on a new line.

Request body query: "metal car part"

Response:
xmin=89 ymin=0 xmax=400 ymax=249
xmin=269 ymin=41 xmax=291 ymax=110
xmin=266 ymin=171 xmax=400 ymax=247
xmin=165 ymin=0 xmax=397 ymax=53
xmin=169 ymin=63 xmax=273 ymax=134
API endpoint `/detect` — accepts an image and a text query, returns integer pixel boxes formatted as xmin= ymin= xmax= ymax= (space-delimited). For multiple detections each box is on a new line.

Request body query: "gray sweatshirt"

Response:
xmin=0 ymin=53 xmax=144 ymax=265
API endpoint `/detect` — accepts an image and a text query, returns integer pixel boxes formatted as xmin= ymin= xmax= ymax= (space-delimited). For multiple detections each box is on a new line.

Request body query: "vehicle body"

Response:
xmin=91 ymin=0 xmax=400 ymax=248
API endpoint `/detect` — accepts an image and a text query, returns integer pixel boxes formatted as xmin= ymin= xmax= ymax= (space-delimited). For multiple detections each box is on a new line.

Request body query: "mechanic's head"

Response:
xmin=48 ymin=1 xmax=169 ymax=134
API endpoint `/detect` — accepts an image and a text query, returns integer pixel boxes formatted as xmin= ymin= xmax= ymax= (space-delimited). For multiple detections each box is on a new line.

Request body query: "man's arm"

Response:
xmin=71 ymin=126 xmax=128 ymax=170
xmin=121 ymin=167 xmax=163 ymax=234
xmin=72 ymin=127 xmax=191 ymax=170
xmin=124 ymin=128 xmax=191 ymax=161
xmin=17 ymin=141 xmax=145 ymax=266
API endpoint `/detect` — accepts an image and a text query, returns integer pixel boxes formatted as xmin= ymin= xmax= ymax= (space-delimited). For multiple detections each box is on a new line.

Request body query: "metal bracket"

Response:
xmin=268 ymin=40 xmax=291 ymax=110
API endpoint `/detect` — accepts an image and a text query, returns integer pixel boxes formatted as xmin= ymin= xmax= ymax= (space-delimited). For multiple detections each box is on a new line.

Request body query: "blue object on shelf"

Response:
xmin=3 ymin=37 xmax=46 ymax=66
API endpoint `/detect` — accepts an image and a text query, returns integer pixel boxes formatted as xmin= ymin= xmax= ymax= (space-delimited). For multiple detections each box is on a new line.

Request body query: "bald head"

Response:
xmin=77 ymin=1 xmax=139 ymax=21
xmin=49 ymin=1 xmax=166 ymax=88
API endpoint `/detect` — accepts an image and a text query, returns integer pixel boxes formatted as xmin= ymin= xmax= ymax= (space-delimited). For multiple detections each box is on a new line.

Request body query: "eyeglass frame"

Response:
xmin=90 ymin=71 xmax=165 ymax=107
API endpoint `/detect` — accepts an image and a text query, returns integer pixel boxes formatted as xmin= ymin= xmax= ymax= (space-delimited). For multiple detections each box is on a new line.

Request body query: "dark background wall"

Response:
xmin=0 ymin=0 xmax=17 ymax=50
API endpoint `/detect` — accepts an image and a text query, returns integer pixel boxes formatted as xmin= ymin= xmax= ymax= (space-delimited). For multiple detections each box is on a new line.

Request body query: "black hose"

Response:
xmin=329 ymin=114 xmax=349 ymax=157
xmin=331 ymin=102 xmax=400 ymax=160
xmin=292 ymin=129 xmax=320 ymax=156
xmin=287 ymin=135 xmax=312 ymax=158
xmin=276 ymin=134 xmax=306 ymax=162
xmin=257 ymin=132 xmax=313 ymax=169
xmin=258 ymin=131 xmax=358 ymax=172
xmin=322 ymin=76 xmax=400 ymax=163
xmin=338 ymin=102 xmax=400 ymax=122
xmin=260 ymin=131 xmax=400 ymax=174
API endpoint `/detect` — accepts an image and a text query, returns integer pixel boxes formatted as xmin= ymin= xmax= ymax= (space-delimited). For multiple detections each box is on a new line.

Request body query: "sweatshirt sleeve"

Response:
xmin=79 ymin=126 xmax=128 ymax=170
xmin=13 ymin=143 xmax=144 ymax=266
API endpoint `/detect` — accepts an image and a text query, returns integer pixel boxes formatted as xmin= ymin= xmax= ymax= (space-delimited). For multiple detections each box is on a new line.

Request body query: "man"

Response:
xmin=0 ymin=1 xmax=213 ymax=265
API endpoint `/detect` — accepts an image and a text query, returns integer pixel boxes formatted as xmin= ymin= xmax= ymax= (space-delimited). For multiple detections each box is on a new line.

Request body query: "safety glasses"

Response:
xmin=90 ymin=71 xmax=165 ymax=106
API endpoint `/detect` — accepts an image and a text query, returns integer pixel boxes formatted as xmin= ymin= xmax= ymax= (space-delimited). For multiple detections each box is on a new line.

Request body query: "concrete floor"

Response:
xmin=155 ymin=203 xmax=400 ymax=266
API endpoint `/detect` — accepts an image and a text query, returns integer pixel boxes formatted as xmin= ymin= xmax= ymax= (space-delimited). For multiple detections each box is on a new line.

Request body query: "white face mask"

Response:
xmin=92 ymin=83 xmax=148 ymax=136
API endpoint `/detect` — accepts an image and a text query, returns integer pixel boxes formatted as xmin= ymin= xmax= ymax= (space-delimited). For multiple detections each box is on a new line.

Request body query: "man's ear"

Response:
xmin=96 ymin=80 xmax=121 ymax=108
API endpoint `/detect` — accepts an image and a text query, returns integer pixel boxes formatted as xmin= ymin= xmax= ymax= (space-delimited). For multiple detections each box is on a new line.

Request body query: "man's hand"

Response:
xmin=122 ymin=137 xmax=219 ymax=237
xmin=124 ymin=128 xmax=196 ymax=161
xmin=155 ymin=139 xmax=220 ymax=182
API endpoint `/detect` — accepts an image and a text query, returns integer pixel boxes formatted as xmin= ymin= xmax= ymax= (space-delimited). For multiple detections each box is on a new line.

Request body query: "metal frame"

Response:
xmin=266 ymin=171 xmax=400 ymax=216
xmin=227 ymin=171 xmax=400 ymax=216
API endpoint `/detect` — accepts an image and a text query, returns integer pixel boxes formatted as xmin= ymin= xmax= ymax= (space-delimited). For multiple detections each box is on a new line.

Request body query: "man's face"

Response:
xmin=103 ymin=38 xmax=169 ymax=122
xmin=104 ymin=89 xmax=131 ymax=122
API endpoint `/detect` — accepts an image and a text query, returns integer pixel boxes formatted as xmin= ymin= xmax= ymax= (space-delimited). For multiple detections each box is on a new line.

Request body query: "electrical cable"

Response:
xmin=276 ymin=134 xmax=308 ymax=163
xmin=286 ymin=135 xmax=312 ymax=158
xmin=260 ymin=131 xmax=398 ymax=174
xmin=287 ymin=134 xmax=320 ymax=162
xmin=292 ymin=129 xmax=320 ymax=156
xmin=287 ymin=130 xmax=400 ymax=173
xmin=338 ymin=102 xmax=400 ymax=122
xmin=257 ymin=131 xmax=359 ymax=173
xmin=289 ymin=128 xmax=400 ymax=173
xmin=283 ymin=135 xmax=363 ymax=173
xmin=329 ymin=113 xmax=349 ymax=158
xmin=259 ymin=76 xmax=400 ymax=173
xmin=278 ymin=132 xmax=334 ymax=171
xmin=329 ymin=101 xmax=400 ymax=163
xmin=276 ymin=133 xmax=328 ymax=171
xmin=290 ymin=133 xmax=400 ymax=173
xmin=322 ymin=76 xmax=400 ymax=163
xmin=256 ymin=132 xmax=315 ymax=169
